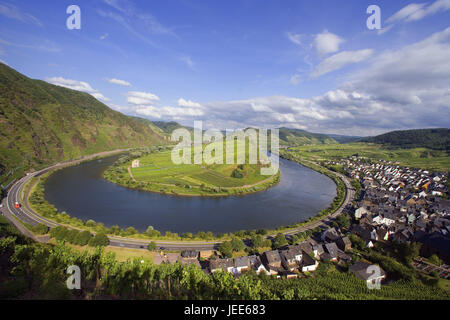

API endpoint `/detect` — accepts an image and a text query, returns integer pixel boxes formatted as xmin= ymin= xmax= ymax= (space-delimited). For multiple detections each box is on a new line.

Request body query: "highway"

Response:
xmin=1 ymin=150 xmax=355 ymax=252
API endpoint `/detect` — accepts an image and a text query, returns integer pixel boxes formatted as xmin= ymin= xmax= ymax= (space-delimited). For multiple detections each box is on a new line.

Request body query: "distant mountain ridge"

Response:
xmin=359 ymin=128 xmax=450 ymax=150
xmin=277 ymin=127 xmax=337 ymax=146
xmin=0 ymin=63 xmax=165 ymax=185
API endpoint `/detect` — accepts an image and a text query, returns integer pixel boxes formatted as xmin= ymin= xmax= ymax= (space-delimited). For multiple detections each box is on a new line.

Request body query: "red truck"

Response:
xmin=14 ymin=201 xmax=20 ymax=209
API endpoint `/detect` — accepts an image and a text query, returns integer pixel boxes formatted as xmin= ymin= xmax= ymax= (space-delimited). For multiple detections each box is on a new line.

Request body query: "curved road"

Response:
xmin=0 ymin=150 xmax=355 ymax=251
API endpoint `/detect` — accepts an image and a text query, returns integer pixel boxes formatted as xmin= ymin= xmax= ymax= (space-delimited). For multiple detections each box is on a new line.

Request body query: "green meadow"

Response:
xmin=288 ymin=143 xmax=449 ymax=172
xmin=104 ymin=138 xmax=280 ymax=196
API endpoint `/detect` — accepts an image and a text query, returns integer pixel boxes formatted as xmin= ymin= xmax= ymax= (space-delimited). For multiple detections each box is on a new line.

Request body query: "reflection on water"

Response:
xmin=44 ymin=155 xmax=336 ymax=233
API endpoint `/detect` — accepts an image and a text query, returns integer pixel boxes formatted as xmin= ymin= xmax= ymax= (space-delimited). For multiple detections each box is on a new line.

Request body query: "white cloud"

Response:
xmin=313 ymin=30 xmax=344 ymax=55
xmin=387 ymin=0 xmax=450 ymax=23
xmin=290 ymin=74 xmax=302 ymax=85
xmin=100 ymin=33 xmax=109 ymax=40
xmin=46 ymin=77 xmax=110 ymax=101
xmin=0 ymin=2 xmax=42 ymax=27
xmin=95 ymin=27 xmax=450 ymax=136
xmin=107 ymin=77 xmax=131 ymax=86
xmin=178 ymin=98 xmax=202 ymax=108
xmin=148 ymin=27 xmax=450 ymax=135
xmin=286 ymin=32 xmax=302 ymax=45
xmin=311 ymin=49 xmax=374 ymax=78
xmin=127 ymin=91 xmax=160 ymax=105
xmin=135 ymin=105 xmax=204 ymax=119
xmin=180 ymin=56 xmax=195 ymax=69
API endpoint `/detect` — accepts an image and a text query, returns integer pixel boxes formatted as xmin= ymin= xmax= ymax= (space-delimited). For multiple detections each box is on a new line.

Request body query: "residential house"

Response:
xmin=262 ymin=250 xmax=282 ymax=269
xmin=337 ymin=236 xmax=352 ymax=251
xmin=233 ymin=256 xmax=250 ymax=274
xmin=349 ymin=261 xmax=386 ymax=285
xmin=209 ymin=258 xmax=234 ymax=273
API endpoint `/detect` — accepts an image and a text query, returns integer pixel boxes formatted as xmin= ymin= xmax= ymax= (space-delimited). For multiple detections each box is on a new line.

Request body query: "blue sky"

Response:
xmin=0 ymin=0 xmax=449 ymax=135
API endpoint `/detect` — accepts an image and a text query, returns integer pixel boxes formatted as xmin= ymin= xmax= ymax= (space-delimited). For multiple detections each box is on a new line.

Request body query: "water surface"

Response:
xmin=44 ymin=155 xmax=336 ymax=234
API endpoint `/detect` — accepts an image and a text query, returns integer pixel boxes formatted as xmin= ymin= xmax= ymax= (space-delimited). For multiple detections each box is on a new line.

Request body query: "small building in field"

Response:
xmin=131 ymin=159 xmax=140 ymax=168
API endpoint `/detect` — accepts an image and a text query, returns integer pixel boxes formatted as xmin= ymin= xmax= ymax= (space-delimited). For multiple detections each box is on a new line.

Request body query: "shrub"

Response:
xmin=74 ymin=230 xmax=92 ymax=246
xmin=219 ymin=241 xmax=233 ymax=258
xmin=147 ymin=241 xmax=157 ymax=251
xmin=31 ymin=223 xmax=49 ymax=235
xmin=88 ymin=233 xmax=109 ymax=247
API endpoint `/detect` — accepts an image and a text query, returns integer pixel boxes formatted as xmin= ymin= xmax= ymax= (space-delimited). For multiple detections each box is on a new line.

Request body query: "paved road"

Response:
xmin=1 ymin=151 xmax=354 ymax=251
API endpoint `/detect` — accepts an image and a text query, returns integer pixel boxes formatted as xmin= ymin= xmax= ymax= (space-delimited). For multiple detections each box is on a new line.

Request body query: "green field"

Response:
xmin=104 ymin=139 xmax=280 ymax=196
xmin=286 ymin=143 xmax=449 ymax=172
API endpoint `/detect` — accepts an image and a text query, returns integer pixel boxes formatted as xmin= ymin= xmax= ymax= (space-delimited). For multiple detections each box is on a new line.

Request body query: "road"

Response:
xmin=1 ymin=150 xmax=355 ymax=251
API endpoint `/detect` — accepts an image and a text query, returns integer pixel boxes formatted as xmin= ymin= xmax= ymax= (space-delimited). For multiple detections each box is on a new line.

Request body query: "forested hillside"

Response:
xmin=0 ymin=63 xmax=165 ymax=185
xmin=360 ymin=128 xmax=450 ymax=150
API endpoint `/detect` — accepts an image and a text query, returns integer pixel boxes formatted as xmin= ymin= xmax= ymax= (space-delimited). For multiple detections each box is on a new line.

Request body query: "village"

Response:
xmin=152 ymin=155 xmax=450 ymax=284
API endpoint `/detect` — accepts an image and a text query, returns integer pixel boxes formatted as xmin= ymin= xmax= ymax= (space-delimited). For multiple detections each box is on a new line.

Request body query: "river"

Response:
xmin=44 ymin=155 xmax=336 ymax=234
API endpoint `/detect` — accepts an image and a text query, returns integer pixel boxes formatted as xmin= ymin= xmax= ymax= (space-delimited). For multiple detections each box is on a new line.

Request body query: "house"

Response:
xmin=323 ymin=243 xmax=339 ymax=261
xmin=262 ymin=250 xmax=282 ymax=269
xmin=233 ymin=256 xmax=250 ymax=274
xmin=249 ymin=255 xmax=271 ymax=275
xmin=280 ymin=246 xmax=302 ymax=271
xmin=337 ymin=236 xmax=352 ymax=251
xmin=131 ymin=159 xmax=140 ymax=168
xmin=300 ymin=253 xmax=319 ymax=272
xmin=312 ymin=244 xmax=324 ymax=259
xmin=321 ymin=227 xmax=341 ymax=242
xmin=199 ymin=250 xmax=214 ymax=259
xmin=349 ymin=261 xmax=386 ymax=285
xmin=209 ymin=258 xmax=234 ymax=273
xmin=181 ymin=250 xmax=199 ymax=259
xmin=355 ymin=206 xmax=369 ymax=219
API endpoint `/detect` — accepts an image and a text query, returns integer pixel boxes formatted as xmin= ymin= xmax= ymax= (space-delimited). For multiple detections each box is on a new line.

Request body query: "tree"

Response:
xmin=88 ymin=233 xmax=109 ymax=247
xmin=147 ymin=241 xmax=157 ymax=251
xmin=230 ymin=237 xmax=245 ymax=252
xmin=124 ymin=226 xmax=138 ymax=236
xmin=218 ymin=241 xmax=233 ymax=258
xmin=429 ymin=254 xmax=443 ymax=266
xmin=335 ymin=213 xmax=350 ymax=231
xmin=31 ymin=223 xmax=48 ymax=235
xmin=251 ymin=234 xmax=264 ymax=248
xmin=74 ymin=230 xmax=91 ymax=246
xmin=273 ymin=233 xmax=287 ymax=249
xmin=85 ymin=219 xmax=96 ymax=228
xmin=110 ymin=225 xmax=122 ymax=235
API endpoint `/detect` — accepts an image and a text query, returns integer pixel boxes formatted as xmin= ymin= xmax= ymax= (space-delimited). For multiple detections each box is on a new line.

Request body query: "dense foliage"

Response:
xmin=360 ymin=128 xmax=450 ymax=150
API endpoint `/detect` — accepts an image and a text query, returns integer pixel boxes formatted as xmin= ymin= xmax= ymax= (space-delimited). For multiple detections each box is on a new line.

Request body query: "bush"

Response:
xmin=88 ymin=233 xmax=109 ymax=247
xmin=50 ymin=226 xmax=70 ymax=241
xmin=273 ymin=233 xmax=288 ymax=249
xmin=218 ymin=241 xmax=233 ymax=258
xmin=230 ymin=237 xmax=245 ymax=252
xmin=31 ymin=223 xmax=49 ymax=235
xmin=74 ymin=230 xmax=91 ymax=246
xmin=147 ymin=241 xmax=157 ymax=251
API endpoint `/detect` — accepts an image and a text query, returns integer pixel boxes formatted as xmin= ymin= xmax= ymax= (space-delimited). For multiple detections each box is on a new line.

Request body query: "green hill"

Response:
xmin=360 ymin=128 xmax=450 ymax=150
xmin=277 ymin=127 xmax=337 ymax=146
xmin=0 ymin=63 xmax=165 ymax=186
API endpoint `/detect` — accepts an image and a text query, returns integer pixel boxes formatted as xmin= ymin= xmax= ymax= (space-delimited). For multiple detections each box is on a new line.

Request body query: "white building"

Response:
xmin=131 ymin=159 xmax=140 ymax=168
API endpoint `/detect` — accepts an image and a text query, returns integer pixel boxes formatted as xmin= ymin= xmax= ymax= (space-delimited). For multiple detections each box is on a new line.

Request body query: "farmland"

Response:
xmin=103 ymin=140 xmax=280 ymax=196
xmin=287 ymin=143 xmax=449 ymax=172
